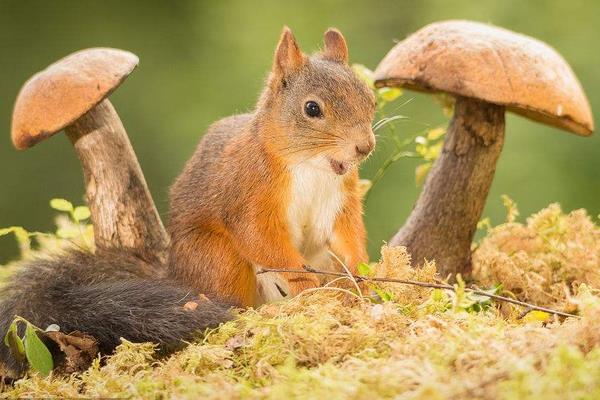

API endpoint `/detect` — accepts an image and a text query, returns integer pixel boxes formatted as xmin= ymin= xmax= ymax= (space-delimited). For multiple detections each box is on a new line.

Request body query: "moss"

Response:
xmin=473 ymin=203 xmax=600 ymax=311
xmin=7 ymin=287 xmax=600 ymax=398
xmin=4 ymin=202 xmax=600 ymax=398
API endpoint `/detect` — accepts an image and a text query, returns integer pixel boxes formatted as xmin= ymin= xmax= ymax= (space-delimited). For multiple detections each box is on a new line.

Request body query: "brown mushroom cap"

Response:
xmin=11 ymin=48 xmax=139 ymax=149
xmin=374 ymin=20 xmax=594 ymax=136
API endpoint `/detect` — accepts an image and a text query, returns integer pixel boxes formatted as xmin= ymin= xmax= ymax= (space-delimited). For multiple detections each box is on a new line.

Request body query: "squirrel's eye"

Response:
xmin=304 ymin=101 xmax=322 ymax=118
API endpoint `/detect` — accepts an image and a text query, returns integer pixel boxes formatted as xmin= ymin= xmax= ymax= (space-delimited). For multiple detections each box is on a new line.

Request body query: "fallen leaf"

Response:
xmin=44 ymin=331 xmax=98 ymax=374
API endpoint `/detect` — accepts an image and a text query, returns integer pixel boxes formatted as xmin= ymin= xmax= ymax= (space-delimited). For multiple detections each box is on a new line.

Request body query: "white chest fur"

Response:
xmin=287 ymin=158 xmax=345 ymax=265
xmin=255 ymin=158 xmax=346 ymax=304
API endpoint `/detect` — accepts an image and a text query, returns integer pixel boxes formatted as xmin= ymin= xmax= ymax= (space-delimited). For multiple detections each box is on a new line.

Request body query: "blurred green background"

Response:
xmin=0 ymin=0 xmax=598 ymax=263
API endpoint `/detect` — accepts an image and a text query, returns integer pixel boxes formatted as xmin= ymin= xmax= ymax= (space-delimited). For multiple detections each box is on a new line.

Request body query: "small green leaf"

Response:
xmin=13 ymin=228 xmax=32 ymax=254
xmin=50 ymin=198 xmax=73 ymax=213
xmin=56 ymin=226 xmax=80 ymax=239
xmin=357 ymin=262 xmax=375 ymax=277
xmin=24 ymin=323 xmax=53 ymax=376
xmin=432 ymin=289 xmax=451 ymax=304
xmin=73 ymin=206 xmax=91 ymax=222
xmin=0 ymin=226 xmax=32 ymax=256
xmin=0 ymin=227 xmax=15 ymax=237
xmin=0 ymin=226 xmax=27 ymax=238
xmin=378 ymin=87 xmax=402 ymax=102
xmin=4 ymin=321 xmax=26 ymax=363
xmin=372 ymin=285 xmax=393 ymax=302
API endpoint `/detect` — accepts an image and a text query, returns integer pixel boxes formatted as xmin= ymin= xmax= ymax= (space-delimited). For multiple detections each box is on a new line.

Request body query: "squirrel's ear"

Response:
xmin=323 ymin=28 xmax=348 ymax=64
xmin=272 ymin=27 xmax=306 ymax=79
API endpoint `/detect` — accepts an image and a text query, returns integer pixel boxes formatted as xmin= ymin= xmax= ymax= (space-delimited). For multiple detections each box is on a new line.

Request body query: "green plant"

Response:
xmin=451 ymin=274 xmax=501 ymax=313
xmin=0 ymin=198 xmax=94 ymax=262
xmin=0 ymin=227 xmax=46 ymax=260
xmin=4 ymin=316 xmax=54 ymax=376
xmin=357 ymin=262 xmax=394 ymax=302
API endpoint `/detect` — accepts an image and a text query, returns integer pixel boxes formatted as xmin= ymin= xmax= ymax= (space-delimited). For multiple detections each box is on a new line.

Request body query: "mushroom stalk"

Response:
xmin=390 ymin=96 xmax=505 ymax=277
xmin=65 ymin=99 xmax=169 ymax=264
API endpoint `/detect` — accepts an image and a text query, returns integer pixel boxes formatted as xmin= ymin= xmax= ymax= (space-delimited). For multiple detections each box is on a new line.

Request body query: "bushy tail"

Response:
xmin=0 ymin=250 xmax=231 ymax=377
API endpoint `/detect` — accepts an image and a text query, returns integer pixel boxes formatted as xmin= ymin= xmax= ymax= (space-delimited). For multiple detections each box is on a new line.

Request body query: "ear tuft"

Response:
xmin=323 ymin=28 xmax=348 ymax=63
xmin=272 ymin=26 xmax=306 ymax=78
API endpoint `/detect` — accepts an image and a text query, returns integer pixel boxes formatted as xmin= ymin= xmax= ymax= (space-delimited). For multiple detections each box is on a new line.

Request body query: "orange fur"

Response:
xmin=331 ymin=171 xmax=369 ymax=274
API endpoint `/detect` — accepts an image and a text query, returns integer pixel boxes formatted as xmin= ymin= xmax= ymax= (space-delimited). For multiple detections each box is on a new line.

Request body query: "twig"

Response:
xmin=327 ymin=250 xmax=363 ymax=298
xmin=517 ymin=307 xmax=533 ymax=320
xmin=256 ymin=267 xmax=579 ymax=319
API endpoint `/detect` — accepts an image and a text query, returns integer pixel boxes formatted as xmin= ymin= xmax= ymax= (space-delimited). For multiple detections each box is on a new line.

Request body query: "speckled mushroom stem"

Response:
xmin=66 ymin=99 xmax=169 ymax=264
xmin=390 ymin=96 xmax=505 ymax=277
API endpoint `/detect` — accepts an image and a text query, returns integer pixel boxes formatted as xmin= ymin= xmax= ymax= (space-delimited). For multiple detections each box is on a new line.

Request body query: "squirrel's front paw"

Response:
xmin=282 ymin=271 xmax=321 ymax=297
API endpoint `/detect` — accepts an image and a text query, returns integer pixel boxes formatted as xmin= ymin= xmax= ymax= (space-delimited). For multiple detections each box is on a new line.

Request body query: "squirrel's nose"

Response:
xmin=355 ymin=137 xmax=375 ymax=157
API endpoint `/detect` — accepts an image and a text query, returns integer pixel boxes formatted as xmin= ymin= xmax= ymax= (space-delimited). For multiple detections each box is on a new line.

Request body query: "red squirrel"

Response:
xmin=0 ymin=27 xmax=375 ymax=378
xmin=168 ymin=27 xmax=375 ymax=307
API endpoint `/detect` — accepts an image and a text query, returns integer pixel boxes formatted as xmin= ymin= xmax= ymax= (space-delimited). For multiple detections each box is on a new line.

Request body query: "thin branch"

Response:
xmin=327 ymin=250 xmax=362 ymax=298
xmin=256 ymin=267 xmax=579 ymax=319
xmin=517 ymin=307 xmax=533 ymax=320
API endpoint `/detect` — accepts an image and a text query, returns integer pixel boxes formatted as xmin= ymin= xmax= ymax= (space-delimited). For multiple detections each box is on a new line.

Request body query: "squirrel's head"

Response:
xmin=258 ymin=27 xmax=376 ymax=175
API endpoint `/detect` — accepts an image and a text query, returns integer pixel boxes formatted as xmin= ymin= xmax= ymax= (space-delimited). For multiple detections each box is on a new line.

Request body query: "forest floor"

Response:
xmin=3 ymin=202 xmax=600 ymax=399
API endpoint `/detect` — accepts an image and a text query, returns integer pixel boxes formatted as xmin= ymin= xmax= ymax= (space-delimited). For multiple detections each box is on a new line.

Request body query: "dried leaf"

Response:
xmin=44 ymin=331 xmax=98 ymax=374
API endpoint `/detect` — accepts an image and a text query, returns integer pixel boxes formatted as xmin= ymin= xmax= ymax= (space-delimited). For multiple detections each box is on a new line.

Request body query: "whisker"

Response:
xmin=278 ymin=139 xmax=338 ymax=151
xmin=280 ymin=143 xmax=337 ymax=158
xmin=270 ymin=119 xmax=346 ymax=141
xmin=393 ymin=97 xmax=415 ymax=111
xmin=373 ymin=115 xmax=408 ymax=131
xmin=282 ymin=142 xmax=337 ymax=154
xmin=304 ymin=126 xmax=345 ymax=141
xmin=269 ymin=132 xmax=339 ymax=144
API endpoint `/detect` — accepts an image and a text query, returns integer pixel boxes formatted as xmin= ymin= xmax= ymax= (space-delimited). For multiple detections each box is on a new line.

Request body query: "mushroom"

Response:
xmin=11 ymin=48 xmax=169 ymax=264
xmin=374 ymin=20 xmax=594 ymax=277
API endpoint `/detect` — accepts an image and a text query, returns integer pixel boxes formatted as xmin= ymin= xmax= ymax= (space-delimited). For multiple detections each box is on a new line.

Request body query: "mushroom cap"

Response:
xmin=374 ymin=20 xmax=594 ymax=136
xmin=11 ymin=48 xmax=139 ymax=149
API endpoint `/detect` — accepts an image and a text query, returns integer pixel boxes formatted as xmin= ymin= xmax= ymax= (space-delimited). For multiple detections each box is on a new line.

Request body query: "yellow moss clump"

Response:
xmin=377 ymin=245 xmax=438 ymax=304
xmin=473 ymin=203 xmax=600 ymax=310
